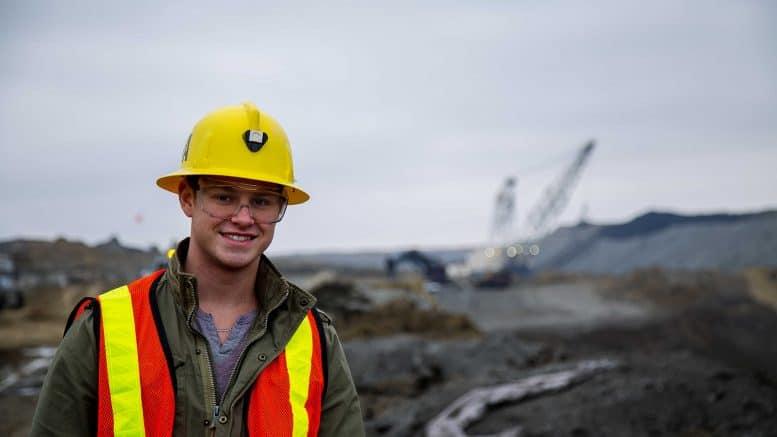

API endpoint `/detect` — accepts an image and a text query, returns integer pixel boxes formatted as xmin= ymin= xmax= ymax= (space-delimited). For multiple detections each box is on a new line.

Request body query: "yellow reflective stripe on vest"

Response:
xmin=100 ymin=285 xmax=146 ymax=437
xmin=286 ymin=316 xmax=313 ymax=437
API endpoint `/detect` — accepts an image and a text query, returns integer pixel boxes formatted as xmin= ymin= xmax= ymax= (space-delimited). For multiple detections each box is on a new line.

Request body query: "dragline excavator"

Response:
xmin=454 ymin=140 xmax=596 ymax=288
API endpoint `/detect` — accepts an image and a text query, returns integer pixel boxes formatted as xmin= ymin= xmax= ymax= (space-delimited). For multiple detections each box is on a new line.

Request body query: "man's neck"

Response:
xmin=183 ymin=245 xmax=260 ymax=315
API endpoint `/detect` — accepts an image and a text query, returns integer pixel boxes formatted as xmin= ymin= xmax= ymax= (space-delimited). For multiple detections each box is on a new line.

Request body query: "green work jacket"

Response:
xmin=31 ymin=240 xmax=365 ymax=436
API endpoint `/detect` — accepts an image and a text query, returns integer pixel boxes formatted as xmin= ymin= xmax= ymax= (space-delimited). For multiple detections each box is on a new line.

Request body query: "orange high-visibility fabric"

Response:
xmin=80 ymin=270 xmax=324 ymax=436
xmin=247 ymin=311 xmax=325 ymax=437
xmin=304 ymin=312 xmax=325 ymax=437
xmin=95 ymin=270 xmax=174 ymax=437
xmin=131 ymin=272 xmax=175 ymax=436
xmin=251 ymin=352 xmax=293 ymax=435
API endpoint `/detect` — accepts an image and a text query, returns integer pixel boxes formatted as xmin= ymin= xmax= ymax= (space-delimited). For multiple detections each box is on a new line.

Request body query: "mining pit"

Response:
xmin=2 ymin=267 xmax=777 ymax=436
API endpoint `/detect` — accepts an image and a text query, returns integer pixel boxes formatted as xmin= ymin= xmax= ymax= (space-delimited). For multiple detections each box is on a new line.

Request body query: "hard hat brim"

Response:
xmin=156 ymin=169 xmax=310 ymax=205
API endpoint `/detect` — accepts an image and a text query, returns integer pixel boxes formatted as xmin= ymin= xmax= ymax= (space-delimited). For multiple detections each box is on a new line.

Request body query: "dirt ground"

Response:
xmin=350 ymin=269 xmax=777 ymax=436
xmin=2 ymin=268 xmax=777 ymax=436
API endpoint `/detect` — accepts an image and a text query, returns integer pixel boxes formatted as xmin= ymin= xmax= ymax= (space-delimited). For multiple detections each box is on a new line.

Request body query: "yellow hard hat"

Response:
xmin=156 ymin=102 xmax=309 ymax=204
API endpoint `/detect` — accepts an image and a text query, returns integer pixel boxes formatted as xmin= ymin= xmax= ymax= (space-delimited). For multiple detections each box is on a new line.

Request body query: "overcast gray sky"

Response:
xmin=1 ymin=1 xmax=775 ymax=254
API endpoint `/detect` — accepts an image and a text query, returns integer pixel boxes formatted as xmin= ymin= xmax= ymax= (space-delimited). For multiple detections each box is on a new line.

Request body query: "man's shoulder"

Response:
xmin=282 ymin=278 xmax=333 ymax=325
xmin=313 ymin=307 xmax=333 ymax=324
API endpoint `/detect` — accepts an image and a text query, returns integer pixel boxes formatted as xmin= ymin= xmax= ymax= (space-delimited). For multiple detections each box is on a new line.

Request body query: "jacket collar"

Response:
xmin=161 ymin=238 xmax=293 ymax=321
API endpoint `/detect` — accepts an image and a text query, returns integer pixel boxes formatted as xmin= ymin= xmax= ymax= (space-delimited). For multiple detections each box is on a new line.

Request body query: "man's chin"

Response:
xmin=214 ymin=252 xmax=261 ymax=271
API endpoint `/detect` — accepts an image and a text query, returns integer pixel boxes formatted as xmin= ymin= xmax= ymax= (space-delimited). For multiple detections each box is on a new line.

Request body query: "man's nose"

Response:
xmin=231 ymin=205 xmax=255 ymax=225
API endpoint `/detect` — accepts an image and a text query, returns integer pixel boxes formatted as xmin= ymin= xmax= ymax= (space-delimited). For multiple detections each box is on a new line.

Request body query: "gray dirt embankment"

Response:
xmin=533 ymin=211 xmax=777 ymax=274
xmin=345 ymin=270 xmax=777 ymax=436
xmin=433 ymin=279 xmax=652 ymax=333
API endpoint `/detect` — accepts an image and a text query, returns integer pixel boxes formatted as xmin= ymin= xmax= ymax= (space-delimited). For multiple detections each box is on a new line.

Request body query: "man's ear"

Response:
xmin=178 ymin=179 xmax=194 ymax=218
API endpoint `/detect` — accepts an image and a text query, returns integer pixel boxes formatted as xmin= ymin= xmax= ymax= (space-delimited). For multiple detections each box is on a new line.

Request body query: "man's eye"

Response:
xmin=251 ymin=196 xmax=272 ymax=207
xmin=214 ymin=194 xmax=233 ymax=203
xmin=253 ymin=195 xmax=284 ymax=208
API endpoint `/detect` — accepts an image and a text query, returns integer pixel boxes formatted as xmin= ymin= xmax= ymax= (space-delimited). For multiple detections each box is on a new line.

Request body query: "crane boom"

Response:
xmin=525 ymin=140 xmax=595 ymax=238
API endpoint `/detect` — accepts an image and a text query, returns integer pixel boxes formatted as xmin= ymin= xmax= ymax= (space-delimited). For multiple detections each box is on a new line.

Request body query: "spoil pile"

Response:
xmin=533 ymin=210 xmax=777 ymax=274
xmin=310 ymin=278 xmax=479 ymax=340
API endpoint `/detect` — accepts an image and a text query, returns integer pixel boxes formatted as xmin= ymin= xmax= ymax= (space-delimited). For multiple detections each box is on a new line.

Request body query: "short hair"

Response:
xmin=185 ymin=175 xmax=200 ymax=191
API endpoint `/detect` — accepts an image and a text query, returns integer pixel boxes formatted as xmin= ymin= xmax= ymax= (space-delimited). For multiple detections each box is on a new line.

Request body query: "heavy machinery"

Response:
xmin=385 ymin=250 xmax=450 ymax=285
xmin=524 ymin=141 xmax=595 ymax=238
xmin=458 ymin=140 xmax=596 ymax=287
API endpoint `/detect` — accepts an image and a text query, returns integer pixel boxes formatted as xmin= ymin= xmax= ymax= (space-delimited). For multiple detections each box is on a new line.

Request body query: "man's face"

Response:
xmin=179 ymin=176 xmax=285 ymax=271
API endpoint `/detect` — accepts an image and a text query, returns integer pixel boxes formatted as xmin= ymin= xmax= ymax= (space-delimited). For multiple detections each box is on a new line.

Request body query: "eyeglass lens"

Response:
xmin=198 ymin=185 xmax=287 ymax=223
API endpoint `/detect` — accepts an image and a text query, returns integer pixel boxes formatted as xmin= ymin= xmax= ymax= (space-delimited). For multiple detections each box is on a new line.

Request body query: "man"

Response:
xmin=31 ymin=102 xmax=365 ymax=436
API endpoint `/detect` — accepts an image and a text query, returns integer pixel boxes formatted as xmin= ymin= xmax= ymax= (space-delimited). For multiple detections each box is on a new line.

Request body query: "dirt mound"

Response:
xmin=338 ymin=300 xmax=479 ymax=340
xmin=310 ymin=279 xmax=479 ymax=340
xmin=0 ymin=237 xmax=158 ymax=288
xmin=745 ymin=267 xmax=777 ymax=311
xmin=0 ymin=282 xmax=108 ymax=349
xmin=602 ymin=268 xmax=748 ymax=310
xmin=533 ymin=210 xmax=777 ymax=274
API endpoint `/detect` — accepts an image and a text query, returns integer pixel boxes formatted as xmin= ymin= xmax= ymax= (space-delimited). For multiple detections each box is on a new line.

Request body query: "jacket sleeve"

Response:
xmin=318 ymin=319 xmax=365 ymax=437
xmin=30 ymin=308 xmax=98 ymax=436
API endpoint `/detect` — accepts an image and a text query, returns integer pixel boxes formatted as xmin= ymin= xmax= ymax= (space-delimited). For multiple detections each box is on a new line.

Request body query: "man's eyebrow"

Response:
xmin=202 ymin=184 xmax=238 ymax=190
xmin=205 ymin=184 xmax=283 ymax=194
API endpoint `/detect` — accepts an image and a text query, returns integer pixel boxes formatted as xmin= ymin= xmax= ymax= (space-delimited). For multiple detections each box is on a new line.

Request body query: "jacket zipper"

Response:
xmin=201 ymin=338 xmax=218 ymax=430
xmin=187 ymin=307 xmax=219 ymax=432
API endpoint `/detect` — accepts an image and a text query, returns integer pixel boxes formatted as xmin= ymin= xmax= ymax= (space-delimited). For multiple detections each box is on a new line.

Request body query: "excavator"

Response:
xmin=385 ymin=250 xmax=450 ymax=285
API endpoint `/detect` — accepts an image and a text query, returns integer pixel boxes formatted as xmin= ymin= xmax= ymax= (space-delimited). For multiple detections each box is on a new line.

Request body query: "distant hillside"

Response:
xmin=0 ymin=237 xmax=160 ymax=289
xmin=6 ymin=209 xmax=770 ymax=285
xmin=532 ymin=210 xmax=777 ymax=274
xmin=274 ymin=210 xmax=777 ymax=275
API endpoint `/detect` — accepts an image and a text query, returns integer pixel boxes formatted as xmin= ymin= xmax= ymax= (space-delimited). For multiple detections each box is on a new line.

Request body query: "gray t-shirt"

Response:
xmin=195 ymin=308 xmax=257 ymax=400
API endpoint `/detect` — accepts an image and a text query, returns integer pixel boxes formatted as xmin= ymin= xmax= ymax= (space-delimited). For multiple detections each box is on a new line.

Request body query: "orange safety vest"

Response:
xmin=67 ymin=270 xmax=326 ymax=437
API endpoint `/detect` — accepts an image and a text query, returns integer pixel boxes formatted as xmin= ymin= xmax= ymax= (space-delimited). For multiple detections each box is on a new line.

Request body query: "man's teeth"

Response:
xmin=224 ymin=234 xmax=252 ymax=241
